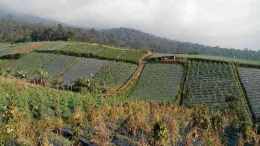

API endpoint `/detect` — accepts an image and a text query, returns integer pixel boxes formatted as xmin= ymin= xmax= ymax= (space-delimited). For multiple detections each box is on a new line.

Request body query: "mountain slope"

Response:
xmin=102 ymin=27 xmax=260 ymax=61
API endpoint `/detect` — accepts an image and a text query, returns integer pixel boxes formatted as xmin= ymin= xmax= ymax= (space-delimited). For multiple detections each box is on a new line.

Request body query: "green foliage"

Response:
xmin=153 ymin=121 xmax=170 ymax=146
xmin=36 ymin=41 xmax=68 ymax=51
xmin=130 ymin=63 xmax=183 ymax=102
xmin=71 ymin=77 xmax=97 ymax=93
xmin=37 ymin=43 xmax=147 ymax=64
xmin=61 ymin=58 xmax=105 ymax=85
xmin=94 ymin=61 xmax=137 ymax=90
xmin=191 ymin=105 xmax=211 ymax=130
xmin=37 ymin=68 xmax=49 ymax=79
xmin=14 ymin=70 xmax=27 ymax=79
xmin=183 ymin=60 xmax=250 ymax=121
xmin=150 ymin=53 xmax=260 ymax=66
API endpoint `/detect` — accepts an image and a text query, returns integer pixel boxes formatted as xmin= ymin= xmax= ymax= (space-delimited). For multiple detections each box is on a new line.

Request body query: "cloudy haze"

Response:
xmin=1 ymin=0 xmax=260 ymax=50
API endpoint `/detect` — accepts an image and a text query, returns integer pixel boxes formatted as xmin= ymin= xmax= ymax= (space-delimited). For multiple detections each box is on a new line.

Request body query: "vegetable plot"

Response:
xmin=130 ymin=63 xmax=183 ymax=102
xmin=34 ymin=55 xmax=78 ymax=78
xmin=94 ymin=61 xmax=137 ymax=89
xmin=6 ymin=53 xmax=44 ymax=72
xmin=61 ymin=58 xmax=106 ymax=84
xmin=12 ymin=42 xmax=47 ymax=53
xmin=237 ymin=67 xmax=260 ymax=123
xmin=6 ymin=53 xmax=59 ymax=77
xmin=183 ymin=61 xmax=250 ymax=119
xmin=36 ymin=41 xmax=68 ymax=51
xmin=44 ymin=43 xmax=146 ymax=64
xmin=0 ymin=42 xmax=35 ymax=57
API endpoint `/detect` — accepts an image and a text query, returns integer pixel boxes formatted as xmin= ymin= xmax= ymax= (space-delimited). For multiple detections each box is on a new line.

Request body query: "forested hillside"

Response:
xmin=1 ymin=15 xmax=260 ymax=61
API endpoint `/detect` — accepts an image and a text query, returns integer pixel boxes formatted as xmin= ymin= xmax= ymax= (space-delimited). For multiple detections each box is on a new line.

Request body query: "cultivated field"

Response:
xmin=36 ymin=41 xmax=68 ymax=51
xmin=130 ymin=63 xmax=183 ymax=102
xmin=38 ymin=43 xmax=146 ymax=64
xmin=0 ymin=42 xmax=35 ymax=57
xmin=5 ymin=53 xmax=58 ymax=77
xmin=150 ymin=53 xmax=260 ymax=66
xmin=94 ymin=61 xmax=137 ymax=90
xmin=237 ymin=67 xmax=260 ymax=123
xmin=182 ymin=61 xmax=250 ymax=121
xmin=33 ymin=55 xmax=78 ymax=79
xmin=61 ymin=58 xmax=106 ymax=84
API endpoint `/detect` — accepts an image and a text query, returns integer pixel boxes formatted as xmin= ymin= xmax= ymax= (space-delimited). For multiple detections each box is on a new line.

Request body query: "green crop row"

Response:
xmin=183 ymin=60 xmax=251 ymax=122
xmin=36 ymin=43 xmax=147 ymax=65
xmin=94 ymin=61 xmax=137 ymax=90
xmin=129 ymin=63 xmax=183 ymax=102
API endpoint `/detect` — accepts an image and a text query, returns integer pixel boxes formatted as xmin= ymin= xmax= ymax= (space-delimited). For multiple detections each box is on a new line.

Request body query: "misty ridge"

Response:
xmin=0 ymin=0 xmax=260 ymax=61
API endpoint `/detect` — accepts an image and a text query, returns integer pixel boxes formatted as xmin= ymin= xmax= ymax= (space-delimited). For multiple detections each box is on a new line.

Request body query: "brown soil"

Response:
xmin=12 ymin=42 xmax=48 ymax=54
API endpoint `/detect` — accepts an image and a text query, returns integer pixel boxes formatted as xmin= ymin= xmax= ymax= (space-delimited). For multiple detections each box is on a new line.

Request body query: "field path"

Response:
xmin=107 ymin=51 xmax=153 ymax=95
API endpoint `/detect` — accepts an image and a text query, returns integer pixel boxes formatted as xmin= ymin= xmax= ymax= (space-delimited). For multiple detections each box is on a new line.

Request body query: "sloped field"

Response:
xmin=237 ymin=67 xmax=260 ymax=123
xmin=12 ymin=42 xmax=47 ymax=53
xmin=32 ymin=55 xmax=79 ymax=79
xmin=0 ymin=42 xmax=35 ymax=57
xmin=6 ymin=53 xmax=58 ymax=77
xmin=130 ymin=63 xmax=183 ymax=102
xmin=61 ymin=58 xmax=106 ymax=84
xmin=182 ymin=61 xmax=250 ymax=120
xmin=43 ymin=43 xmax=146 ymax=64
xmin=94 ymin=61 xmax=137 ymax=89
xmin=36 ymin=41 xmax=68 ymax=51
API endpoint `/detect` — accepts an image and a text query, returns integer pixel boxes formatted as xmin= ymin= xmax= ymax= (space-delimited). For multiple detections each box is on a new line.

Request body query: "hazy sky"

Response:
xmin=1 ymin=0 xmax=260 ymax=50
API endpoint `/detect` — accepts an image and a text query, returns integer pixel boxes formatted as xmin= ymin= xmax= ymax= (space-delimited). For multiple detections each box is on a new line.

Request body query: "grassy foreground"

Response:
xmin=0 ymin=77 xmax=259 ymax=145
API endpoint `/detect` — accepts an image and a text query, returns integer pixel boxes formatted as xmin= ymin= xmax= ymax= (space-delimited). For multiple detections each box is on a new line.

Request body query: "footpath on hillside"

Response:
xmin=107 ymin=51 xmax=153 ymax=95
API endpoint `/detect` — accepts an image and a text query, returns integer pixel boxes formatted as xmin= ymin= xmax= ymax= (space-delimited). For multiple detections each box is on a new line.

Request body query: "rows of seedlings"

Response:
xmin=237 ymin=67 xmax=260 ymax=123
xmin=182 ymin=60 xmax=250 ymax=121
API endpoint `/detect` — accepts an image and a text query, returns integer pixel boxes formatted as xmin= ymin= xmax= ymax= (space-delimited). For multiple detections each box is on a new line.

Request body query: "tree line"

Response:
xmin=1 ymin=15 xmax=260 ymax=61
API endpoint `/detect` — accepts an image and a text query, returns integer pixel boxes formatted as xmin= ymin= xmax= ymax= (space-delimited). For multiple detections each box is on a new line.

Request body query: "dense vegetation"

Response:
xmin=5 ymin=53 xmax=59 ymax=77
xmin=94 ymin=61 xmax=137 ymax=90
xmin=0 ymin=77 xmax=259 ymax=145
xmin=183 ymin=61 xmax=251 ymax=122
xmin=130 ymin=63 xmax=183 ymax=102
xmin=37 ymin=43 xmax=147 ymax=64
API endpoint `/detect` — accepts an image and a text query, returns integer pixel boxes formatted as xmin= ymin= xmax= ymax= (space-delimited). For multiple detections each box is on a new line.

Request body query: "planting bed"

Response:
xmin=61 ymin=58 xmax=106 ymax=84
xmin=237 ymin=67 xmax=260 ymax=123
xmin=130 ymin=63 xmax=183 ymax=102
xmin=94 ymin=61 xmax=137 ymax=89
xmin=0 ymin=42 xmax=35 ymax=57
xmin=35 ymin=55 xmax=78 ymax=78
xmin=183 ymin=61 xmax=250 ymax=120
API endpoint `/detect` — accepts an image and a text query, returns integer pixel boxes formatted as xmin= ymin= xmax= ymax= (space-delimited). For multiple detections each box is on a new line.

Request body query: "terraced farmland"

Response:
xmin=0 ymin=42 xmax=35 ymax=57
xmin=36 ymin=41 xmax=68 ymax=51
xmin=12 ymin=42 xmax=47 ymax=53
xmin=44 ymin=43 xmax=146 ymax=64
xmin=6 ymin=53 xmax=44 ymax=72
xmin=237 ymin=67 xmax=260 ymax=123
xmin=0 ymin=45 xmax=11 ymax=52
xmin=130 ymin=63 xmax=183 ymax=102
xmin=94 ymin=61 xmax=137 ymax=89
xmin=33 ymin=55 xmax=79 ymax=79
xmin=150 ymin=53 xmax=260 ymax=66
xmin=61 ymin=58 xmax=106 ymax=84
xmin=183 ymin=61 xmax=250 ymax=120
xmin=0 ymin=59 xmax=15 ymax=69
xmin=6 ymin=53 xmax=59 ymax=77
xmin=119 ymin=50 xmax=147 ymax=64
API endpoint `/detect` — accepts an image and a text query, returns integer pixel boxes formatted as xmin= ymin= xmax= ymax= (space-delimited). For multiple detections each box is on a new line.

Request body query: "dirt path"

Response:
xmin=107 ymin=51 xmax=153 ymax=95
